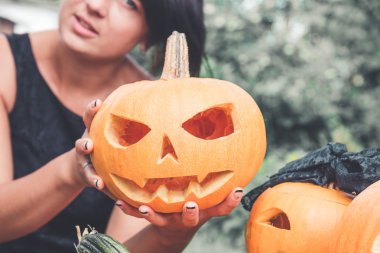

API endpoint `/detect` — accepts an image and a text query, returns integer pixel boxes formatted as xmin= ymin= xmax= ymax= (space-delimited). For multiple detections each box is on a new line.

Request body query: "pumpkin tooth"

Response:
xmin=198 ymin=171 xmax=235 ymax=197
xmin=185 ymin=181 xmax=202 ymax=197
xmin=134 ymin=178 xmax=148 ymax=188
xmin=154 ymin=184 xmax=169 ymax=201
xmin=197 ymin=172 xmax=209 ymax=183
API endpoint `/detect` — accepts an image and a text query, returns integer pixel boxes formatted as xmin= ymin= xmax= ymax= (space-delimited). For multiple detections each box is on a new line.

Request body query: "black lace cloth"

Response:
xmin=242 ymin=142 xmax=380 ymax=211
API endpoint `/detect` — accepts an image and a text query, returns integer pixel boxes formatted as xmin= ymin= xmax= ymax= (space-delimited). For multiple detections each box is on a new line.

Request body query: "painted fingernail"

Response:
xmin=139 ymin=206 xmax=149 ymax=215
xmin=186 ymin=202 xmax=196 ymax=210
xmin=92 ymin=99 xmax=98 ymax=108
xmin=94 ymin=179 xmax=99 ymax=189
xmin=234 ymin=189 xmax=243 ymax=199
xmin=83 ymin=141 xmax=89 ymax=150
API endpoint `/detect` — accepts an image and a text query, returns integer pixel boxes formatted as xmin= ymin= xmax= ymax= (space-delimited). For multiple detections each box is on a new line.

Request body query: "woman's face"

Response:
xmin=59 ymin=0 xmax=148 ymax=59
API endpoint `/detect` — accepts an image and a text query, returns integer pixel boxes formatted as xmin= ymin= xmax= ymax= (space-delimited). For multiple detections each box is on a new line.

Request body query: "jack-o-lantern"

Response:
xmin=89 ymin=32 xmax=266 ymax=213
xmin=245 ymin=182 xmax=352 ymax=253
xmin=333 ymin=180 xmax=380 ymax=253
xmin=372 ymin=234 xmax=380 ymax=253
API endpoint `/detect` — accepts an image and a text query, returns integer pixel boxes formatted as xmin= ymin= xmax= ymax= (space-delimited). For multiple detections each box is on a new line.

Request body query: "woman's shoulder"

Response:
xmin=0 ymin=33 xmax=17 ymax=113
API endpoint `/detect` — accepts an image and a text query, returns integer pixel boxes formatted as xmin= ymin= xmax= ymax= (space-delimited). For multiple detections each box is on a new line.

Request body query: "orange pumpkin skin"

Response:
xmin=245 ymin=182 xmax=352 ymax=253
xmin=90 ymin=77 xmax=266 ymax=213
xmin=333 ymin=180 xmax=380 ymax=253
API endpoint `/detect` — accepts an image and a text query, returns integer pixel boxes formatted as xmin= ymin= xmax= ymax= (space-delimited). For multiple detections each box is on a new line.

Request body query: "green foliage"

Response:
xmin=201 ymin=0 xmax=379 ymax=152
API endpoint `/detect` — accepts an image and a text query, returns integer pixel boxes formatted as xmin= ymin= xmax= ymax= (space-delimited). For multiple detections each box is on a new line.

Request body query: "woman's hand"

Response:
xmin=116 ymin=188 xmax=244 ymax=247
xmin=72 ymin=99 xmax=106 ymax=190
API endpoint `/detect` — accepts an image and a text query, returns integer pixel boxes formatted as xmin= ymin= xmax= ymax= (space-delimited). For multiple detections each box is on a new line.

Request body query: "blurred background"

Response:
xmin=1 ymin=0 xmax=379 ymax=252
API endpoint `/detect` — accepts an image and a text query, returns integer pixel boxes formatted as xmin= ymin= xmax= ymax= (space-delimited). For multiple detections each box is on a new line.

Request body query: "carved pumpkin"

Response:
xmin=333 ymin=180 xmax=380 ymax=253
xmin=245 ymin=182 xmax=352 ymax=253
xmin=90 ymin=32 xmax=266 ymax=213
xmin=372 ymin=234 xmax=380 ymax=253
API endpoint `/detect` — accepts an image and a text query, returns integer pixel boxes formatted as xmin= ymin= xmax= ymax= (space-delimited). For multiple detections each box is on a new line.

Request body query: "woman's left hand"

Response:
xmin=115 ymin=188 xmax=243 ymax=242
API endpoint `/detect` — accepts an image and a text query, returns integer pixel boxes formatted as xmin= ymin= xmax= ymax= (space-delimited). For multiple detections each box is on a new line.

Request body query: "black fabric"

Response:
xmin=1 ymin=33 xmax=114 ymax=253
xmin=242 ymin=142 xmax=380 ymax=211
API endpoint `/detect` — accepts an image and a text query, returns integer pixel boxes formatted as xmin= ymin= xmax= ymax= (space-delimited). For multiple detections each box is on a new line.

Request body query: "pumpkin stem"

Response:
xmin=161 ymin=31 xmax=190 ymax=80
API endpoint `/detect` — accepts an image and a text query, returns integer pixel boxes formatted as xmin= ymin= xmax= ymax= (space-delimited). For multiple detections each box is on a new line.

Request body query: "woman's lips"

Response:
xmin=72 ymin=14 xmax=98 ymax=38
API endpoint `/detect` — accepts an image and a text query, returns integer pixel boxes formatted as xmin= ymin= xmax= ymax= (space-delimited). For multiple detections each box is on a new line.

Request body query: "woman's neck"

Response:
xmin=56 ymin=33 xmax=128 ymax=97
xmin=29 ymin=30 xmax=137 ymax=115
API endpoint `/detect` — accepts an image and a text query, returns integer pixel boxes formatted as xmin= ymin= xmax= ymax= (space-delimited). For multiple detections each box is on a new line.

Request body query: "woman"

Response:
xmin=0 ymin=0 xmax=243 ymax=252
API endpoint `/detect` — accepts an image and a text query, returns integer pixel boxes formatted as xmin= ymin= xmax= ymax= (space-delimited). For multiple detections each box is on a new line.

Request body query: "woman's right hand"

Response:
xmin=72 ymin=99 xmax=106 ymax=191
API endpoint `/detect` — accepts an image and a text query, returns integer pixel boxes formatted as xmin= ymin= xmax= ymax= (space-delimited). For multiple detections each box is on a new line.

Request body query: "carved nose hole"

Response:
xmin=161 ymin=135 xmax=178 ymax=160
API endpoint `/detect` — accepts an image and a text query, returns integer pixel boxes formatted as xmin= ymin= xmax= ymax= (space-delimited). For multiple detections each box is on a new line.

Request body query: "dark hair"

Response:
xmin=141 ymin=0 xmax=206 ymax=77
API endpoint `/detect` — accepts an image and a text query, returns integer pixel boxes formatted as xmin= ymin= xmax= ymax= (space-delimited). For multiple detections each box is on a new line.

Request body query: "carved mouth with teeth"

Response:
xmin=110 ymin=170 xmax=234 ymax=203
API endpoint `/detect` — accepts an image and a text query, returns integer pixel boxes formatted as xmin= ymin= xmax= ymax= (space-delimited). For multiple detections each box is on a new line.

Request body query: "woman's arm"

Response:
xmin=106 ymin=206 xmax=150 ymax=242
xmin=125 ymin=223 xmax=197 ymax=253
xmin=105 ymin=207 xmax=197 ymax=253
xmin=0 ymin=147 xmax=84 ymax=241
xmin=0 ymin=87 xmax=13 ymax=184
xmin=0 ymin=105 xmax=103 ymax=242
xmin=0 ymin=34 xmax=15 ymax=184
xmin=0 ymin=35 xmax=102 ymax=242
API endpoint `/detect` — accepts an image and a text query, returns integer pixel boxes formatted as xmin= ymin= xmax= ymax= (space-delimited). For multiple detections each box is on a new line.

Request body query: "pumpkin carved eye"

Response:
xmin=258 ymin=208 xmax=291 ymax=230
xmin=182 ymin=104 xmax=234 ymax=140
xmin=106 ymin=114 xmax=151 ymax=147
xmin=267 ymin=210 xmax=291 ymax=230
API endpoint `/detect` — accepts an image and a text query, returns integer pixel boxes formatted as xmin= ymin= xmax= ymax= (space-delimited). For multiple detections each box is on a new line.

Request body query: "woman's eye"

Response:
xmin=125 ymin=0 xmax=137 ymax=10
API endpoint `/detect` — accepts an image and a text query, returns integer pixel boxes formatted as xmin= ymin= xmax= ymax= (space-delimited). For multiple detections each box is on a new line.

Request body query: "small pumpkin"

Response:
xmin=90 ymin=32 xmax=266 ymax=212
xmin=333 ymin=180 xmax=380 ymax=253
xmin=245 ymin=182 xmax=352 ymax=253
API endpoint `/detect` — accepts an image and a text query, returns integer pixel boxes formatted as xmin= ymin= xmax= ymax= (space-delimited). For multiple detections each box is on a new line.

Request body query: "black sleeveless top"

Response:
xmin=1 ymin=34 xmax=114 ymax=253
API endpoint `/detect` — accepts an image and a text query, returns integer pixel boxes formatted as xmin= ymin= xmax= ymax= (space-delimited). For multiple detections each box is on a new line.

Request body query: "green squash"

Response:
xmin=75 ymin=226 xmax=130 ymax=253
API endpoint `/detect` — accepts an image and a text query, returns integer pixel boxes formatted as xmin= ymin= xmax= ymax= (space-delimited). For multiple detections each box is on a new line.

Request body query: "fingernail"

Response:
xmin=234 ymin=189 xmax=243 ymax=199
xmin=186 ymin=202 xmax=196 ymax=210
xmin=92 ymin=99 xmax=98 ymax=108
xmin=139 ymin=206 xmax=149 ymax=215
xmin=115 ymin=200 xmax=123 ymax=207
xmin=94 ymin=179 xmax=99 ymax=189
xmin=83 ymin=141 xmax=88 ymax=150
